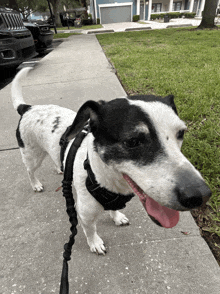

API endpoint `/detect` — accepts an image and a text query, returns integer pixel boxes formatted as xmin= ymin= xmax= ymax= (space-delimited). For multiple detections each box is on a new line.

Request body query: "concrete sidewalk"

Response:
xmin=1 ymin=34 xmax=220 ymax=294
xmin=58 ymin=18 xmax=202 ymax=35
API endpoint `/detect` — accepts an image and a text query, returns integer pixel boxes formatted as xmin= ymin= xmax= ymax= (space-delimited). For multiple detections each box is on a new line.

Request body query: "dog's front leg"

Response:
xmin=76 ymin=197 xmax=106 ymax=255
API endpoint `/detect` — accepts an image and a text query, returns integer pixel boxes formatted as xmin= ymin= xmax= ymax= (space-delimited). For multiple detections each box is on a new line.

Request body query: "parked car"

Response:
xmin=59 ymin=8 xmax=92 ymax=27
xmin=23 ymin=21 xmax=54 ymax=53
xmin=0 ymin=7 xmax=37 ymax=69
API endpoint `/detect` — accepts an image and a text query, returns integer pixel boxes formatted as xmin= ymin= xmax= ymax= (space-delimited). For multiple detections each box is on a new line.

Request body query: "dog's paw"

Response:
xmin=110 ymin=211 xmax=130 ymax=226
xmin=33 ymin=182 xmax=44 ymax=192
xmin=55 ymin=167 xmax=63 ymax=174
xmin=88 ymin=234 xmax=106 ymax=255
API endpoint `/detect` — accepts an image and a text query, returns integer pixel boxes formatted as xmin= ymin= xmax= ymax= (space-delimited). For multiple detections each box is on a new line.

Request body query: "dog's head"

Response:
xmin=66 ymin=95 xmax=211 ymax=228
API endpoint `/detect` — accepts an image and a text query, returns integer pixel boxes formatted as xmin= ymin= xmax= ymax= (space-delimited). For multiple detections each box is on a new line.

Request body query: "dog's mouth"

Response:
xmin=123 ymin=174 xmax=179 ymax=228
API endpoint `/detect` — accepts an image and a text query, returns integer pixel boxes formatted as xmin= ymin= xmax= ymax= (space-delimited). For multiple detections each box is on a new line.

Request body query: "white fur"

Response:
xmin=11 ymin=67 xmax=32 ymax=110
xmin=18 ymin=105 xmax=75 ymax=191
xmin=118 ymin=100 xmax=196 ymax=209
xmin=11 ymin=68 xmax=208 ymax=255
xmin=12 ymin=68 xmax=130 ymax=255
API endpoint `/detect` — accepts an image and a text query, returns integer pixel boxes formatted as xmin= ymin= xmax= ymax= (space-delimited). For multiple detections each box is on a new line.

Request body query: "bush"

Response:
xmin=151 ymin=14 xmax=161 ymax=20
xmin=151 ymin=12 xmax=183 ymax=20
xmin=133 ymin=15 xmax=140 ymax=22
xmin=97 ymin=18 xmax=100 ymax=24
xmin=183 ymin=12 xmax=196 ymax=18
xmin=167 ymin=12 xmax=182 ymax=18
xmin=151 ymin=11 xmax=195 ymax=21
xmin=82 ymin=19 xmax=93 ymax=25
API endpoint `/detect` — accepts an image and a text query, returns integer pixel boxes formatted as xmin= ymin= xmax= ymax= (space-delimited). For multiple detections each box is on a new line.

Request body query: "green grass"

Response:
xmin=53 ymin=32 xmax=81 ymax=39
xmin=97 ymin=28 xmax=220 ymax=238
xmin=56 ymin=24 xmax=102 ymax=30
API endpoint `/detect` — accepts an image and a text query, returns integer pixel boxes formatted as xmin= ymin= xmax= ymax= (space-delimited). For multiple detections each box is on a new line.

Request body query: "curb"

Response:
xmin=55 ymin=30 xmax=82 ymax=33
xmin=87 ymin=29 xmax=114 ymax=34
xmin=125 ymin=26 xmax=151 ymax=31
xmin=166 ymin=23 xmax=193 ymax=28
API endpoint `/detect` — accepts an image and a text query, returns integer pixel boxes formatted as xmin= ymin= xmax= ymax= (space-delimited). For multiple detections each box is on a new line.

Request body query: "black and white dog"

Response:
xmin=12 ymin=67 xmax=211 ymax=255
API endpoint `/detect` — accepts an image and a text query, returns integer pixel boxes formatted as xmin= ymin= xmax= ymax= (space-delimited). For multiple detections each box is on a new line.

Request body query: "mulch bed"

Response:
xmin=191 ymin=207 xmax=220 ymax=266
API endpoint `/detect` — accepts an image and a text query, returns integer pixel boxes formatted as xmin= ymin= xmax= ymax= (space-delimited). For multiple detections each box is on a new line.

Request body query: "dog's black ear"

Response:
xmin=97 ymin=100 xmax=106 ymax=105
xmin=66 ymin=100 xmax=101 ymax=141
xmin=163 ymin=95 xmax=178 ymax=115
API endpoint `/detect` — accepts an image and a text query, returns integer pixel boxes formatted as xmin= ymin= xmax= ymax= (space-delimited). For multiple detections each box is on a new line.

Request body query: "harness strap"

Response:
xmin=84 ymin=157 xmax=134 ymax=211
xmin=59 ymin=131 xmax=88 ymax=294
xmin=59 ymin=126 xmax=72 ymax=172
xmin=60 ymin=124 xmax=90 ymax=172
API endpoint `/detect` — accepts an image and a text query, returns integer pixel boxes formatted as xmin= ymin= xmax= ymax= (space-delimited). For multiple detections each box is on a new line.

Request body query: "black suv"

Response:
xmin=23 ymin=20 xmax=54 ymax=53
xmin=0 ymin=7 xmax=37 ymax=69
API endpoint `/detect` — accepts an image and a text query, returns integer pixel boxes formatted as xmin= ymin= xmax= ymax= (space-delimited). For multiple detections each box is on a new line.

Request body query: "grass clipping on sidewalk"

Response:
xmin=97 ymin=28 xmax=220 ymax=255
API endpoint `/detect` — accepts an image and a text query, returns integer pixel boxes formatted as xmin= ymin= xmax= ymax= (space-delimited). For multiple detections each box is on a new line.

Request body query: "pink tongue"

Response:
xmin=123 ymin=174 xmax=179 ymax=228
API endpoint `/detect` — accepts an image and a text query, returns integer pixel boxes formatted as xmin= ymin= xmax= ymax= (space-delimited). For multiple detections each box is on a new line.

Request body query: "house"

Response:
xmin=89 ymin=0 xmax=206 ymax=24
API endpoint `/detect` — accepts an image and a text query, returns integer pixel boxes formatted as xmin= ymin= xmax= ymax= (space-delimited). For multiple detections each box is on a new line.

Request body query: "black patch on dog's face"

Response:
xmin=52 ymin=116 xmax=60 ymax=133
xmin=93 ymin=98 xmax=165 ymax=165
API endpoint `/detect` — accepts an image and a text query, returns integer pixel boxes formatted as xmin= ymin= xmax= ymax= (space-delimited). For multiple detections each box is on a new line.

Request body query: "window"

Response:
xmin=152 ymin=3 xmax=162 ymax=12
xmin=173 ymin=1 xmax=182 ymax=11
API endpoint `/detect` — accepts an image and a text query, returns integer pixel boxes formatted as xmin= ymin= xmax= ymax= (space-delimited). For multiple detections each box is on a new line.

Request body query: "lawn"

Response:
xmin=53 ymin=24 xmax=103 ymax=39
xmin=53 ymin=32 xmax=81 ymax=39
xmin=55 ymin=24 xmax=102 ymax=30
xmin=97 ymin=28 xmax=220 ymax=263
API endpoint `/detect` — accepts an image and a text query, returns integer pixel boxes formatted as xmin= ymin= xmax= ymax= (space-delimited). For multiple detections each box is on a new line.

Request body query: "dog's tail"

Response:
xmin=11 ymin=67 xmax=32 ymax=115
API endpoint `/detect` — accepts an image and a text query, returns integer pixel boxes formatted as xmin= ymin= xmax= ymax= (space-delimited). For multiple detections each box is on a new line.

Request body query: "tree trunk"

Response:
xmin=50 ymin=0 xmax=61 ymax=26
xmin=81 ymin=0 xmax=88 ymax=18
xmin=198 ymin=0 xmax=219 ymax=29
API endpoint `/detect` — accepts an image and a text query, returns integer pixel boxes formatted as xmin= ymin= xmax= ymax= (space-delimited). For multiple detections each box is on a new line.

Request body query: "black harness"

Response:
xmin=59 ymin=125 xmax=73 ymax=172
xmin=59 ymin=127 xmax=134 ymax=294
xmin=84 ymin=158 xmax=134 ymax=210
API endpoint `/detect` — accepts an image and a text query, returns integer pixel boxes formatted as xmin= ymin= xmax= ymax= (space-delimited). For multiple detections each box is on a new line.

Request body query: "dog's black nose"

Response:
xmin=175 ymin=171 xmax=212 ymax=209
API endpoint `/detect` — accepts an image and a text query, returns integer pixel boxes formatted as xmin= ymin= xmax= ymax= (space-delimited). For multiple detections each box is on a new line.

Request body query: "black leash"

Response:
xmin=59 ymin=131 xmax=88 ymax=294
xmin=59 ymin=125 xmax=135 ymax=293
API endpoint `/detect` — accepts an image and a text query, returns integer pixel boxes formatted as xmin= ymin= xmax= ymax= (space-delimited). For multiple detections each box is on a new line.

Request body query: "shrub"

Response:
xmin=151 ymin=11 xmax=195 ymax=21
xmin=97 ymin=18 xmax=100 ymax=24
xmin=167 ymin=12 xmax=182 ymax=18
xmin=82 ymin=19 xmax=93 ymax=25
xmin=183 ymin=12 xmax=196 ymax=18
xmin=151 ymin=14 xmax=161 ymax=20
xmin=133 ymin=15 xmax=140 ymax=22
xmin=151 ymin=12 xmax=185 ymax=20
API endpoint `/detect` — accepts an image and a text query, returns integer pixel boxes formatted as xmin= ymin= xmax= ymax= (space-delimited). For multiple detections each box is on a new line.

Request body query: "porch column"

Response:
xmin=169 ymin=0 xmax=174 ymax=12
xmin=137 ymin=0 xmax=140 ymax=15
xmin=189 ymin=0 xmax=195 ymax=12
xmin=198 ymin=0 xmax=205 ymax=17
xmin=148 ymin=0 xmax=152 ymax=21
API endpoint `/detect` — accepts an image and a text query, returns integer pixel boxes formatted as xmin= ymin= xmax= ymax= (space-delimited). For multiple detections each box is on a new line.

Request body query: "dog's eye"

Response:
xmin=177 ymin=130 xmax=185 ymax=140
xmin=123 ymin=138 xmax=142 ymax=148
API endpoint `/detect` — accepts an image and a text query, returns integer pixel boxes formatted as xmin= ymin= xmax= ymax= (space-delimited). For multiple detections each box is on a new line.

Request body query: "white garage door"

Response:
xmin=100 ymin=4 xmax=132 ymax=24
